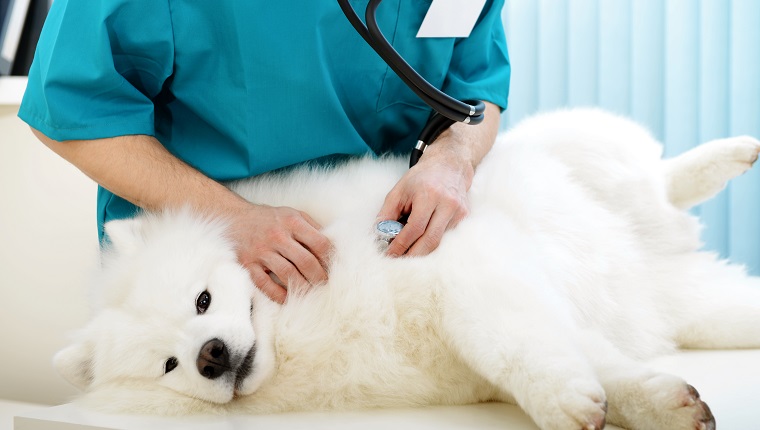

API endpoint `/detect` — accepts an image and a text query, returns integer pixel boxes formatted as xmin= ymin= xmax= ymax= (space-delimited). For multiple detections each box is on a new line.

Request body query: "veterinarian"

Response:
xmin=18 ymin=0 xmax=510 ymax=303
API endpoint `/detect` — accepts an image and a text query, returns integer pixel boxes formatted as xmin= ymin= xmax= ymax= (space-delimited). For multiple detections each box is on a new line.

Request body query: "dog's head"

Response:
xmin=54 ymin=210 xmax=277 ymax=412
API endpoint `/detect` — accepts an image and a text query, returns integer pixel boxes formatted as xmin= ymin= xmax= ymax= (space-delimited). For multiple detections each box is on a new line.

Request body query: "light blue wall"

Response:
xmin=501 ymin=0 xmax=760 ymax=274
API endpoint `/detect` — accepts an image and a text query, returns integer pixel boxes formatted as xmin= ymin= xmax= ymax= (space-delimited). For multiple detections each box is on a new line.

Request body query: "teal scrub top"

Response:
xmin=19 ymin=0 xmax=511 ymax=241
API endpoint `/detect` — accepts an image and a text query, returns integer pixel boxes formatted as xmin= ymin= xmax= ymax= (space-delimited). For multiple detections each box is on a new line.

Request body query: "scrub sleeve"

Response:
xmin=443 ymin=0 xmax=510 ymax=110
xmin=19 ymin=0 xmax=173 ymax=141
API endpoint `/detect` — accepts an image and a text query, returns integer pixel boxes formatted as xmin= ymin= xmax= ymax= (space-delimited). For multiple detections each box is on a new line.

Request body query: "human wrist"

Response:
xmin=218 ymin=194 xmax=262 ymax=228
xmin=422 ymin=101 xmax=501 ymax=173
xmin=419 ymin=134 xmax=476 ymax=181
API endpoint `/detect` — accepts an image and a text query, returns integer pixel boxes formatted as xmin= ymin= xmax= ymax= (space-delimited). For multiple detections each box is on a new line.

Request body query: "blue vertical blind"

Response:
xmin=501 ymin=0 xmax=760 ymax=274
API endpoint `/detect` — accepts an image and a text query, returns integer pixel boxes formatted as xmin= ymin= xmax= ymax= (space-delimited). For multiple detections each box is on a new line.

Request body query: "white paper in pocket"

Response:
xmin=416 ymin=0 xmax=487 ymax=38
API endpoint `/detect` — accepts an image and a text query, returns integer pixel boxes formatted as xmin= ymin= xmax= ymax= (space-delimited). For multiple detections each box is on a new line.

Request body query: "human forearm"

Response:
xmin=417 ymin=101 xmax=501 ymax=181
xmin=30 ymin=130 xmax=250 ymax=216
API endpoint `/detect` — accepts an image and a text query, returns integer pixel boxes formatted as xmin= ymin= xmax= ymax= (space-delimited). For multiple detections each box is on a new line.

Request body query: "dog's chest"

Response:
xmin=243 ymin=293 xmax=494 ymax=412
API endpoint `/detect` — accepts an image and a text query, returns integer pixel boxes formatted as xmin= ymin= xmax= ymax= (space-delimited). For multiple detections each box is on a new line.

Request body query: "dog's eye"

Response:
xmin=196 ymin=291 xmax=211 ymax=314
xmin=165 ymin=357 xmax=178 ymax=374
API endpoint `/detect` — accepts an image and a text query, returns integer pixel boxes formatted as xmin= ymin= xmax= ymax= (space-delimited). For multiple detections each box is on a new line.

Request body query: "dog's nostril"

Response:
xmin=202 ymin=366 xmax=215 ymax=379
xmin=211 ymin=346 xmax=224 ymax=358
xmin=197 ymin=338 xmax=230 ymax=380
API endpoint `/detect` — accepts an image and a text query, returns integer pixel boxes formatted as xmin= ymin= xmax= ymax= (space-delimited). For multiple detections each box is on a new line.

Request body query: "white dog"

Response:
xmin=55 ymin=109 xmax=760 ymax=430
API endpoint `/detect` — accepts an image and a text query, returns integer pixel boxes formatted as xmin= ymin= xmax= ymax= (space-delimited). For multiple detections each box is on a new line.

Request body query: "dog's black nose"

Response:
xmin=197 ymin=338 xmax=230 ymax=379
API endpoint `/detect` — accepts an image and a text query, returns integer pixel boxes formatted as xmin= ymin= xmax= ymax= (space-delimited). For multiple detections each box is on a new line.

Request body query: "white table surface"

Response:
xmin=13 ymin=349 xmax=760 ymax=430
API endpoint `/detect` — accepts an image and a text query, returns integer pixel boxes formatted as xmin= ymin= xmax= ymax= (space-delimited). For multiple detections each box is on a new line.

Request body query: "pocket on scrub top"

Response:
xmin=376 ymin=0 xmax=456 ymax=112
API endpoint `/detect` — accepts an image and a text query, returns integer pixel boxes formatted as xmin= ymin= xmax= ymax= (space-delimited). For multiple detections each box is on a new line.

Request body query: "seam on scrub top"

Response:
xmin=375 ymin=0 xmax=403 ymax=112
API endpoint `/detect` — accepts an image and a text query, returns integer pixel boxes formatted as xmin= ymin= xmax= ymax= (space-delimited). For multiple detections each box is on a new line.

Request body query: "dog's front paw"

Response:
xmin=526 ymin=378 xmax=608 ymax=430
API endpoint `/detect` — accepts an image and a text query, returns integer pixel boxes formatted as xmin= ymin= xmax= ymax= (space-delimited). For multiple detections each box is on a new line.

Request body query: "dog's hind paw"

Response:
xmin=649 ymin=382 xmax=715 ymax=430
xmin=672 ymin=384 xmax=715 ymax=430
xmin=677 ymin=136 xmax=760 ymax=191
xmin=608 ymin=374 xmax=715 ymax=430
xmin=710 ymin=136 xmax=760 ymax=177
xmin=665 ymin=135 xmax=760 ymax=209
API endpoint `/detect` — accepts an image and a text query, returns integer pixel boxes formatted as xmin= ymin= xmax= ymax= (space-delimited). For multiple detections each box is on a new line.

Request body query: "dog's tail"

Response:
xmin=663 ymin=136 xmax=760 ymax=210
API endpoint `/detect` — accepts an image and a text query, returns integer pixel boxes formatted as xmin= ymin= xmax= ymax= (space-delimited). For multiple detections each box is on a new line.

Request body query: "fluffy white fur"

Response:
xmin=55 ymin=109 xmax=760 ymax=429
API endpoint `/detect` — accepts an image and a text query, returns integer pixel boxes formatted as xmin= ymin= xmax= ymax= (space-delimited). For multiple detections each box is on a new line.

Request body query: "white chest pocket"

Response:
xmin=416 ymin=0 xmax=487 ymax=38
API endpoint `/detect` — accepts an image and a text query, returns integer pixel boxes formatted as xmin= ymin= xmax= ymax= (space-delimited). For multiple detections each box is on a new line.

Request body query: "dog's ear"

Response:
xmin=104 ymin=218 xmax=145 ymax=254
xmin=53 ymin=342 xmax=94 ymax=390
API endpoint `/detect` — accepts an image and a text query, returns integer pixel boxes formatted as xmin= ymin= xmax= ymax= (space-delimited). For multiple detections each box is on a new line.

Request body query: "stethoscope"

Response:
xmin=337 ymin=0 xmax=486 ymax=243
xmin=337 ymin=0 xmax=486 ymax=169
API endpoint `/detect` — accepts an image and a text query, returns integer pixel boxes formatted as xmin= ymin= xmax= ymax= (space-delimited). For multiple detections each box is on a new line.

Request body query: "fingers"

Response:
xmin=262 ymin=219 xmax=330 ymax=291
xmin=406 ymin=207 xmax=450 ymax=256
xmin=244 ymin=243 xmax=325 ymax=304
xmin=262 ymin=252 xmax=310 ymax=287
xmin=384 ymin=193 xmax=469 ymax=257
xmin=248 ymin=265 xmax=287 ymax=304
xmin=278 ymin=236 xmax=329 ymax=285
xmin=385 ymin=201 xmax=433 ymax=257
xmin=234 ymin=205 xmax=333 ymax=303
xmin=293 ymin=211 xmax=333 ymax=274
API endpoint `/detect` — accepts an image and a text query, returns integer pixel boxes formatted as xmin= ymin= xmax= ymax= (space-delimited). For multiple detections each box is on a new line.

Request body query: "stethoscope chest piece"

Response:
xmin=375 ymin=220 xmax=404 ymax=244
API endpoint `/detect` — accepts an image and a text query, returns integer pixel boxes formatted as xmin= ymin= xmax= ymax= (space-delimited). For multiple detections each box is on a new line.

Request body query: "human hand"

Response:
xmin=375 ymin=145 xmax=474 ymax=257
xmin=230 ymin=204 xmax=333 ymax=304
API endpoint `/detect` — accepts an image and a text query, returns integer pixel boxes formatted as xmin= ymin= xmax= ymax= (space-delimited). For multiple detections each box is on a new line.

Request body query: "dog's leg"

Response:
xmin=436 ymin=284 xmax=608 ymax=430
xmin=676 ymin=301 xmax=760 ymax=350
xmin=663 ymin=136 xmax=760 ymax=210
xmin=425 ymin=213 xmax=609 ymax=430
xmin=667 ymin=258 xmax=760 ymax=349
xmin=579 ymin=332 xmax=716 ymax=430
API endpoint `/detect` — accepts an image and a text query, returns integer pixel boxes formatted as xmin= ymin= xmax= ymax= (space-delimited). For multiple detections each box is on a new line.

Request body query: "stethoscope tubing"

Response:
xmin=364 ymin=0 xmax=485 ymax=125
xmin=337 ymin=0 xmax=486 ymax=167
